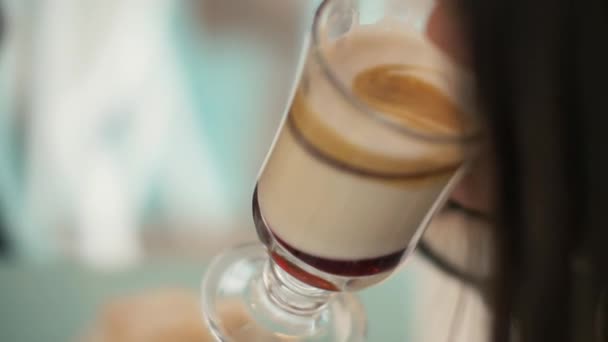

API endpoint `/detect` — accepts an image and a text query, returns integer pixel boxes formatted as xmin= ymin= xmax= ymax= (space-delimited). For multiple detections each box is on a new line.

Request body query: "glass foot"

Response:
xmin=201 ymin=243 xmax=367 ymax=341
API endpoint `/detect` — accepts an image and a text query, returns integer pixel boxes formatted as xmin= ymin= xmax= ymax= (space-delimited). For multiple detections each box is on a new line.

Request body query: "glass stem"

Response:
xmin=245 ymin=257 xmax=335 ymax=337
xmin=262 ymin=258 xmax=335 ymax=315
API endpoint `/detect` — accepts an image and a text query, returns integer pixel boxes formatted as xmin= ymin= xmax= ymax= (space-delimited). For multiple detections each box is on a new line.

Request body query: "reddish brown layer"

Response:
xmin=272 ymin=233 xmax=404 ymax=277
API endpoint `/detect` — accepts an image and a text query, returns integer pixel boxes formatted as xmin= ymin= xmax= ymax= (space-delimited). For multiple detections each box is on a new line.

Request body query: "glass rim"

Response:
xmin=311 ymin=0 xmax=480 ymax=145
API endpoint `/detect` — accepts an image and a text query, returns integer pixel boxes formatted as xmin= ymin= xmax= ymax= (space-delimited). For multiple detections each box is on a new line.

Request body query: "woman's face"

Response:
xmin=426 ymin=1 xmax=494 ymax=216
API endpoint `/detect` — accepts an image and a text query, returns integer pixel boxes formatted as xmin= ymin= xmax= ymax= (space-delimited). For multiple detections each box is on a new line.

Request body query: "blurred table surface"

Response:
xmin=0 ymin=260 xmax=411 ymax=341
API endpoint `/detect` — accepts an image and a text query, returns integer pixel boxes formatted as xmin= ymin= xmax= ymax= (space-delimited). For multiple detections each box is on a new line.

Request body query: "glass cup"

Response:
xmin=202 ymin=0 xmax=478 ymax=340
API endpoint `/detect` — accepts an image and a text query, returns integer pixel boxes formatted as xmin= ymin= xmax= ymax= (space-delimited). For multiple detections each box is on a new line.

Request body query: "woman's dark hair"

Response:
xmin=459 ymin=0 xmax=608 ymax=340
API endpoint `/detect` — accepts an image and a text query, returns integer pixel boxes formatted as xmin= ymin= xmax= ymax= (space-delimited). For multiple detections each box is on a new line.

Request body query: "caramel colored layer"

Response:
xmin=353 ymin=64 xmax=465 ymax=136
xmin=288 ymin=66 xmax=464 ymax=180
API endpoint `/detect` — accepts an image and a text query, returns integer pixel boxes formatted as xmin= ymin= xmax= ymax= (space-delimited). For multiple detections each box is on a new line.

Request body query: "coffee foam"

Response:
xmin=297 ymin=20 xmax=474 ymax=173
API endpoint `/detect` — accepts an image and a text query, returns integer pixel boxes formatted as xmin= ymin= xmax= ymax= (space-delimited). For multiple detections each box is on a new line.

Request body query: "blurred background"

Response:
xmin=0 ymin=0 xmax=488 ymax=341
xmin=0 ymin=0 xmax=314 ymax=266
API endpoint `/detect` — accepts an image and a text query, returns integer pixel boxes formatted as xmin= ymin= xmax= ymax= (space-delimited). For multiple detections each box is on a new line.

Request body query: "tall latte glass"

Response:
xmin=202 ymin=0 xmax=478 ymax=340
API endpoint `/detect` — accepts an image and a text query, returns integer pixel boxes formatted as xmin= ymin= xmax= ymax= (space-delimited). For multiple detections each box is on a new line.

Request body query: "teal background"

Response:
xmin=0 ymin=262 xmax=412 ymax=341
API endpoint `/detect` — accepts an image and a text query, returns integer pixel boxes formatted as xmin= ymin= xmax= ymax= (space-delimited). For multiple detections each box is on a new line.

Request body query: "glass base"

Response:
xmin=201 ymin=243 xmax=367 ymax=341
